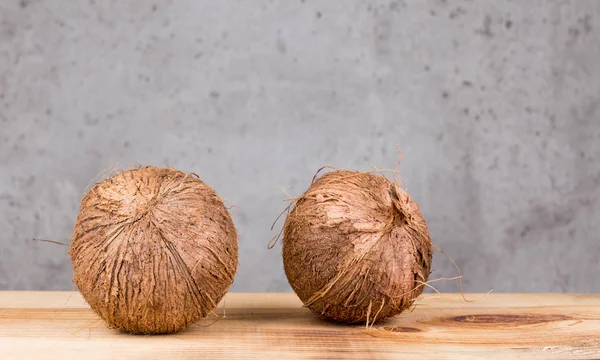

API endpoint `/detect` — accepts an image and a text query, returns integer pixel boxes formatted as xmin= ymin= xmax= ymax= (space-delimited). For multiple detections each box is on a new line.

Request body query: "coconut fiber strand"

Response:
xmin=283 ymin=170 xmax=432 ymax=324
xmin=69 ymin=166 xmax=238 ymax=334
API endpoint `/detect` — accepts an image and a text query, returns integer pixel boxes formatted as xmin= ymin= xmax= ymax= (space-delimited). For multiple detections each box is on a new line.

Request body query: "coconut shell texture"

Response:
xmin=282 ymin=170 xmax=432 ymax=324
xmin=69 ymin=167 xmax=238 ymax=334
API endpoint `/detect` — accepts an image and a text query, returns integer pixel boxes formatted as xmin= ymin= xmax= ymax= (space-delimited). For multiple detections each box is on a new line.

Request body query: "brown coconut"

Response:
xmin=282 ymin=170 xmax=432 ymax=324
xmin=69 ymin=166 xmax=238 ymax=334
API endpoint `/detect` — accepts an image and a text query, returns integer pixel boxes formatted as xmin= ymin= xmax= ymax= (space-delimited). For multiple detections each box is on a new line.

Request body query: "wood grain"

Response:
xmin=0 ymin=292 xmax=599 ymax=359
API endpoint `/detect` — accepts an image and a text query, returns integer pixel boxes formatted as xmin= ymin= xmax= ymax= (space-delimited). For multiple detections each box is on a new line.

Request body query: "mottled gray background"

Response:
xmin=1 ymin=0 xmax=599 ymax=293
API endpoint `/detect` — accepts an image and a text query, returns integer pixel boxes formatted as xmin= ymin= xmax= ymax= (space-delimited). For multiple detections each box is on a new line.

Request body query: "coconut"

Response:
xmin=282 ymin=170 xmax=432 ymax=324
xmin=69 ymin=166 xmax=238 ymax=334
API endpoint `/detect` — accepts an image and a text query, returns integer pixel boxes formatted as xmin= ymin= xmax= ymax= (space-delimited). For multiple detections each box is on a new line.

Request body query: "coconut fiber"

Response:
xmin=69 ymin=166 xmax=238 ymax=334
xmin=282 ymin=170 xmax=432 ymax=324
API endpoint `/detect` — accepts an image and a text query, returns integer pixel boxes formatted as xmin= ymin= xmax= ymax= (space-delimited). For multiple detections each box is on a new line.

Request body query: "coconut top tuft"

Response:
xmin=282 ymin=170 xmax=432 ymax=323
xmin=69 ymin=166 xmax=238 ymax=334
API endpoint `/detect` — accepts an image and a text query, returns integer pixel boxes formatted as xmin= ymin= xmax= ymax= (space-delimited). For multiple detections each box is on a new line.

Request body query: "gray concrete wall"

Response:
xmin=1 ymin=0 xmax=599 ymax=293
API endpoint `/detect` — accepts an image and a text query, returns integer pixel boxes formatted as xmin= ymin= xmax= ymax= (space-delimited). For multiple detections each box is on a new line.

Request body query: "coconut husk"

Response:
xmin=69 ymin=166 xmax=238 ymax=334
xmin=282 ymin=170 xmax=432 ymax=324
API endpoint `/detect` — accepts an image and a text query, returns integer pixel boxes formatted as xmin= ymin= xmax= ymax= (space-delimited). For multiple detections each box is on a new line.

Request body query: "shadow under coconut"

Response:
xmin=312 ymin=313 xmax=416 ymax=329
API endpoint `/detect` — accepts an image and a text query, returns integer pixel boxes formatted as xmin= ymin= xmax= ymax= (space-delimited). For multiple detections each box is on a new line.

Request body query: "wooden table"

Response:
xmin=0 ymin=292 xmax=599 ymax=359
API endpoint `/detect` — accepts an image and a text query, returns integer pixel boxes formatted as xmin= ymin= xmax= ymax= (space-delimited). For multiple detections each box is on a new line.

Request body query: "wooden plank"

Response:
xmin=0 ymin=292 xmax=599 ymax=359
